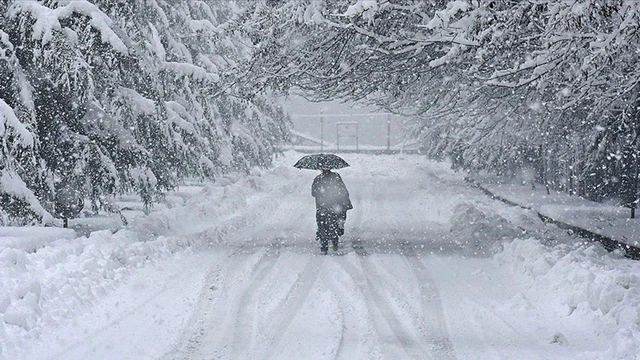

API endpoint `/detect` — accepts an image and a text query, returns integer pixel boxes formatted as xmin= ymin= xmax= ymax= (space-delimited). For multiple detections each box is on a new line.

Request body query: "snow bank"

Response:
xmin=495 ymin=239 xmax=640 ymax=359
xmin=449 ymin=200 xmax=521 ymax=256
xmin=0 ymin=163 xmax=294 ymax=359
xmin=445 ymin=179 xmax=640 ymax=358
xmin=0 ymin=227 xmax=75 ymax=252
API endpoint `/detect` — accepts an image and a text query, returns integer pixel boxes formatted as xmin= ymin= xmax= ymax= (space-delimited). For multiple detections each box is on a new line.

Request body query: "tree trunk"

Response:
xmin=620 ymin=145 xmax=638 ymax=219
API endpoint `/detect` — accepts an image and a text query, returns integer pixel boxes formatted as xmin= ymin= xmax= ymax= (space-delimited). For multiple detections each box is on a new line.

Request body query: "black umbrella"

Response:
xmin=294 ymin=153 xmax=350 ymax=170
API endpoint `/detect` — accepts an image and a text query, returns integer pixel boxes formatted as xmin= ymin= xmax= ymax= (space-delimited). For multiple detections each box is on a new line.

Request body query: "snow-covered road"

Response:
xmin=163 ymin=158 xmax=462 ymax=360
xmin=6 ymin=152 xmax=640 ymax=360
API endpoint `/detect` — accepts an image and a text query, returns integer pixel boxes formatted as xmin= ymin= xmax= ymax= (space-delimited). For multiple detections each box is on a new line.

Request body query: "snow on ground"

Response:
xmin=1 ymin=151 xmax=640 ymax=360
xmin=478 ymin=181 xmax=640 ymax=248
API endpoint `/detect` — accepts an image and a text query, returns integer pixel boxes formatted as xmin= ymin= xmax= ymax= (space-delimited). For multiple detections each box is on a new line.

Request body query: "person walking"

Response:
xmin=312 ymin=168 xmax=352 ymax=254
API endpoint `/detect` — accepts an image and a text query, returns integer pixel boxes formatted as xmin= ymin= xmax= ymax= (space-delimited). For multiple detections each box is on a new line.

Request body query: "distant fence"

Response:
xmin=282 ymin=142 xmax=424 ymax=155
xmin=283 ymin=146 xmax=424 ymax=155
xmin=289 ymin=112 xmax=411 ymax=151
xmin=286 ymin=128 xmax=422 ymax=154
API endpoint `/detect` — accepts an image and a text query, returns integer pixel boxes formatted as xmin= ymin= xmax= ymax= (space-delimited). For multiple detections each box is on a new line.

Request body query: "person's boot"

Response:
xmin=332 ymin=240 xmax=339 ymax=252
xmin=337 ymin=217 xmax=345 ymax=236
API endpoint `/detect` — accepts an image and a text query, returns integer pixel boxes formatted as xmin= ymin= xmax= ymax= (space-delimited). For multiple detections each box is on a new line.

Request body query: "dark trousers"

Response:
xmin=316 ymin=208 xmax=340 ymax=252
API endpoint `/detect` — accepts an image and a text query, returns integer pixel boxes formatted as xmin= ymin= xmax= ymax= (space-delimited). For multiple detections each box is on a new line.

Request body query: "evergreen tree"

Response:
xmin=0 ymin=27 xmax=52 ymax=224
xmin=0 ymin=0 xmax=290 ymax=224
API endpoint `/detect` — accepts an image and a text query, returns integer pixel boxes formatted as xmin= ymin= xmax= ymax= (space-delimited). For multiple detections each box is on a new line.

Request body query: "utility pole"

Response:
xmin=356 ymin=122 xmax=359 ymax=151
xmin=386 ymin=114 xmax=391 ymax=151
xmin=320 ymin=110 xmax=324 ymax=153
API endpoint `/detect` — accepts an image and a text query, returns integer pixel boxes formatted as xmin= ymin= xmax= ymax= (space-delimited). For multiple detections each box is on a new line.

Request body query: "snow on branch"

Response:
xmin=147 ymin=23 xmax=166 ymax=61
xmin=0 ymin=170 xmax=53 ymax=224
xmin=117 ymin=87 xmax=156 ymax=117
xmin=79 ymin=101 xmax=137 ymax=148
xmin=343 ymin=0 xmax=378 ymax=21
xmin=196 ymin=54 xmax=220 ymax=74
xmin=189 ymin=19 xmax=222 ymax=34
xmin=486 ymin=55 xmax=562 ymax=88
xmin=162 ymin=62 xmax=220 ymax=82
xmin=10 ymin=0 xmax=128 ymax=55
xmin=231 ymin=122 xmax=259 ymax=149
xmin=429 ymin=44 xmax=461 ymax=68
xmin=0 ymin=30 xmax=14 ymax=60
xmin=165 ymin=101 xmax=198 ymax=136
xmin=303 ymin=2 xmax=325 ymax=25
xmin=130 ymin=166 xmax=158 ymax=188
xmin=0 ymin=99 xmax=34 ymax=148
xmin=425 ymin=1 xmax=471 ymax=30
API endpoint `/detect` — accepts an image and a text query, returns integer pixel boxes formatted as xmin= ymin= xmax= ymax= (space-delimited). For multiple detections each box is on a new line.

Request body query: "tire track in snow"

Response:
xmin=399 ymin=240 xmax=457 ymax=360
xmin=368 ymin=164 xmax=457 ymax=359
xmin=351 ymin=237 xmax=369 ymax=256
xmin=333 ymin=311 xmax=348 ymax=360
xmin=162 ymin=260 xmax=224 ymax=360
xmin=170 ymin=193 xmax=312 ymax=360
xmin=50 ymin=256 xmax=213 ymax=360
xmin=346 ymin=177 xmax=455 ymax=358
xmin=323 ymin=260 xmax=382 ymax=360
xmin=338 ymin=171 xmax=425 ymax=357
xmin=338 ymin=156 xmax=457 ymax=359
xmin=336 ymin=256 xmax=433 ymax=359
xmin=229 ymin=243 xmax=282 ymax=360
xmin=165 ymin=245 xmax=281 ymax=360
xmin=256 ymin=256 xmax=325 ymax=360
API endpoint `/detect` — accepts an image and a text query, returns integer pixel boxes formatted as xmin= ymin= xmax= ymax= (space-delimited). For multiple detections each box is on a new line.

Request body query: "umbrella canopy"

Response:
xmin=294 ymin=153 xmax=350 ymax=170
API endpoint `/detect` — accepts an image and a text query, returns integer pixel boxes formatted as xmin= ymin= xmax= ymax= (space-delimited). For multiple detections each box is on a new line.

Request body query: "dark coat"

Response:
xmin=311 ymin=170 xmax=352 ymax=213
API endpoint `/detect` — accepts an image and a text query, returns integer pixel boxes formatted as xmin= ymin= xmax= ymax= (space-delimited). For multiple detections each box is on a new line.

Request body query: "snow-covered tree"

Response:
xmin=0 ymin=0 xmax=289 ymax=224
xmin=242 ymin=0 xmax=640 ymax=206
xmin=0 ymin=27 xmax=52 ymax=224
